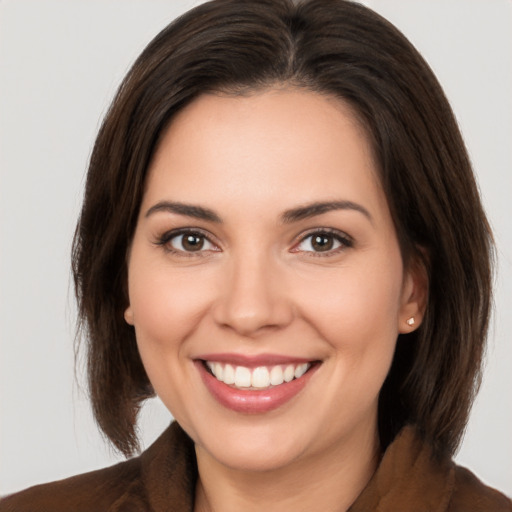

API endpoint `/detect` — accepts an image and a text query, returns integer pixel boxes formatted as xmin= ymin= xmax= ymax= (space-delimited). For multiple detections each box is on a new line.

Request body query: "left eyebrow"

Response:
xmin=281 ymin=200 xmax=373 ymax=224
xmin=144 ymin=201 xmax=222 ymax=223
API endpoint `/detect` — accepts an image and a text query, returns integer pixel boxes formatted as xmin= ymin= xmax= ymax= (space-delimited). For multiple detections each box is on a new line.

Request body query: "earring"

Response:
xmin=406 ymin=317 xmax=415 ymax=326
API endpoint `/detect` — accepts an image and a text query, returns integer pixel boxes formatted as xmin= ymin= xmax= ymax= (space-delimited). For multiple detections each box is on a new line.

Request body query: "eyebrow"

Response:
xmin=281 ymin=200 xmax=373 ymax=224
xmin=145 ymin=201 xmax=222 ymax=223
xmin=145 ymin=199 xmax=372 ymax=224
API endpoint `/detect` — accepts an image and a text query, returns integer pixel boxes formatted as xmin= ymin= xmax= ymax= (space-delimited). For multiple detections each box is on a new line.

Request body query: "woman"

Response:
xmin=1 ymin=0 xmax=510 ymax=510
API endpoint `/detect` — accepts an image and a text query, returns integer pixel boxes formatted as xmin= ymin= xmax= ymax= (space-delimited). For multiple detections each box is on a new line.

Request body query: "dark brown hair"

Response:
xmin=72 ymin=0 xmax=493 ymax=458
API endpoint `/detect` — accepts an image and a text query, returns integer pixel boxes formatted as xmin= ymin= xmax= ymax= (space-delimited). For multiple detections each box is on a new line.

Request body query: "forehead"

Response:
xmin=143 ymin=88 xmax=386 ymax=220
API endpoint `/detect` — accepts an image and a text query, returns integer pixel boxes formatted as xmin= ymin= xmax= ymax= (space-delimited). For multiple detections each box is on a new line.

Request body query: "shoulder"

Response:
xmin=0 ymin=456 xmax=145 ymax=512
xmin=349 ymin=425 xmax=512 ymax=512
xmin=0 ymin=422 xmax=196 ymax=512
xmin=448 ymin=465 xmax=512 ymax=512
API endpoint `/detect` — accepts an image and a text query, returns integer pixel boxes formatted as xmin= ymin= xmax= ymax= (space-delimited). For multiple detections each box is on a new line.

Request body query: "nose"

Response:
xmin=212 ymin=252 xmax=294 ymax=337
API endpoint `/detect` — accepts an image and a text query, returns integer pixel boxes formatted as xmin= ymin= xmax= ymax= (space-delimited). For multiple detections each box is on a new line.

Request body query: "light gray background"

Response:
xmin=1 ymin=0 xmax=511 ymax=496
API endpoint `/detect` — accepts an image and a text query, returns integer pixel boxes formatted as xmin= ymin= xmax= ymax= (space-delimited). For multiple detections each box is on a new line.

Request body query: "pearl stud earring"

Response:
xmin=406 ymin=317 xmax=415 ymax=326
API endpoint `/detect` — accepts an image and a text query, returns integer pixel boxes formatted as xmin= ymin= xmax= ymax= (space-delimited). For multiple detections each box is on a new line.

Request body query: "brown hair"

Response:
xmin=72 ymin=0 xmax=493 ymax=458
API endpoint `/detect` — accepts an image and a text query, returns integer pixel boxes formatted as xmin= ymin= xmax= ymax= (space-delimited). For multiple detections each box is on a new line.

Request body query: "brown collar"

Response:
xmin=348 ymin=426 xmax=455 ymax=511
xmin=112 ymin=422 xmax=455 ymax=512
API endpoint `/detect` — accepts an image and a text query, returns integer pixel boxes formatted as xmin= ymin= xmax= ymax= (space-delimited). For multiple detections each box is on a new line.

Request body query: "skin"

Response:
xmin=125 ymin=88 xmax=427 ymax=512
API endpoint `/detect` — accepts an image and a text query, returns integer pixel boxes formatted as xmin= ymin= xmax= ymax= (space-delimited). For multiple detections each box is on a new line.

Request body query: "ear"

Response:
xmin=124 ymin=306 xmax=134 ymax=326
xmin=398 ymin=257 xmax=428 ymax=334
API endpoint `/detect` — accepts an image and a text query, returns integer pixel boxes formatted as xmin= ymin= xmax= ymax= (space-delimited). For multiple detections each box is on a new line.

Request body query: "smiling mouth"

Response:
xmin=202 ymin=360 xmax=316 ymax=390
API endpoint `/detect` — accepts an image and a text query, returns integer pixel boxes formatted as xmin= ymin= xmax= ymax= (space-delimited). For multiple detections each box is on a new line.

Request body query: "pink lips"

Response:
xmin=195 ymin=354 xmax=319 ymax=414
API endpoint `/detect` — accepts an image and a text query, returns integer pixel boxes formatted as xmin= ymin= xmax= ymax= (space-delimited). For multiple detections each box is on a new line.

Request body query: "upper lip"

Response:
xmin=195 ymin=352 xmax=317 ymax=368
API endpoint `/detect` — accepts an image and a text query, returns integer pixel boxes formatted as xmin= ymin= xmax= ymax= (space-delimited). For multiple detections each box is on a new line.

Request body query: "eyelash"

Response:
xmin=292 ymin=228 xmax=353 ymax=257
xmin=155 ymin=228 xmax=218 ymax=258
xmin=155 ymin=228 xmax=353 ymax=258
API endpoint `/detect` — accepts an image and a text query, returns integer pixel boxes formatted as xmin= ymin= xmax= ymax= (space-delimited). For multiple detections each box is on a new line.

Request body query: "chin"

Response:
xmin=191 ymin=416 xmax=313 ymax=473
xmin=204 ymin=438 xmax=306 ymax=473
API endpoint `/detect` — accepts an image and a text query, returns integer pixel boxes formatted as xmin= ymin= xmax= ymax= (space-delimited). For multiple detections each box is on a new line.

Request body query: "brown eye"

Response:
xmin=311 ymin=234 xmax=334 ymax=252
xmin=181 ymin=234 xmax=204 ymax=251
xmin=167 ymin=231 xmax=215 ymax=253
xmin=295 ymin=230 xmax=352 ymax=255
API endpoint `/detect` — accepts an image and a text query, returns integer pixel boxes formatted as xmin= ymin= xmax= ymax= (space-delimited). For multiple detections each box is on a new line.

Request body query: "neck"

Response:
xmin=194 ymin=423 xmax=380 ymax=512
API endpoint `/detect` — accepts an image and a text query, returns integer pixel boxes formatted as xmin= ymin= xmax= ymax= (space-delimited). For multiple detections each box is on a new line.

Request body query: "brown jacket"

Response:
xmin=1 ymin=422 xmax=511 ymax=511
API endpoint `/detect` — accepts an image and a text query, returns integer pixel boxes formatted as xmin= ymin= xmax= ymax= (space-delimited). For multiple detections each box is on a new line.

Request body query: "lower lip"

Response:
xmin=196 ymin=361 xmax=319 ymax=414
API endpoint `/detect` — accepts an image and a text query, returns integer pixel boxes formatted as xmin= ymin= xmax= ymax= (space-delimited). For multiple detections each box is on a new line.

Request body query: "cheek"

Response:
xmin=293 ymin=258 xmax=403 ymax=425
xmin=297 ymin=260 xmax=403 ymax=345
xmin=128 ymin=261 xmax=216 ymax=347
xmin=126 ymin=258 xmax=217 ymax=417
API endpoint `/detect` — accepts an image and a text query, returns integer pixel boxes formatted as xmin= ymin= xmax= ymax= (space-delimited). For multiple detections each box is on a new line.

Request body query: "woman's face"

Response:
xmin=125 ymin=89 xmax=424 ymax=472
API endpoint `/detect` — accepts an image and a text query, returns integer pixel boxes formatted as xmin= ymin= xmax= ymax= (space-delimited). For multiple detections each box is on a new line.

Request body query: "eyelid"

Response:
xmin=290 ymin=227 xmax=353 ymax=255
xmin=154 ymin=226 xmax=353 ymax=257
xmin=155 ymin=227 xmax=221 ymax=255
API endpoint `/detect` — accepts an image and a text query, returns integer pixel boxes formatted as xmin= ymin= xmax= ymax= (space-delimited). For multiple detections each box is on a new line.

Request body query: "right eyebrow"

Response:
xmin=281 ymin=200 xmax=373 ymax=225
xmin=144 ymin=201 xmax=223 ymax=223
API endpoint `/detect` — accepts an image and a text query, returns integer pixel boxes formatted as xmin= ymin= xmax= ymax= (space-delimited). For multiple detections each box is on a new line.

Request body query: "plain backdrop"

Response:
xmin=1 ymin=0 xmax=511 ymax=497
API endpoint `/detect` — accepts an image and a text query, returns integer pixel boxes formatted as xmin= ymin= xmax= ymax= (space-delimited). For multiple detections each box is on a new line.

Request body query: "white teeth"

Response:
xmin=213 ymin=362 xmax=223 ymax=381
xmin=206 ymin=360 xmax=312 ymax=389
xmin=283 ymin=365 xmax=295 ymax=382
xmin=269 ymin=365 xmax=284 ymax=385
xmin=251 ymin=366 xmax=270 ymax=388
xmin=235 ymin=366 xmax=252 ymax=388
xmin=294 ymin=363 xmax=309 ymax=379
xmin=223 ymin=364 xmax=235 ymax=384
